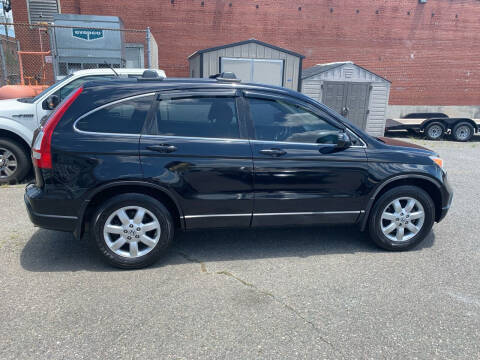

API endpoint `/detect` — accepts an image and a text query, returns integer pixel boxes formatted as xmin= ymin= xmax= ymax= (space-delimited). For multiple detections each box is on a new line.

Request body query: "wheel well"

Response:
xmin=82 ymin=185 xmax=183 ymax=236
xmin=0 ymin=129 xmax=31 ymax=154
xmin=371 ymin=178 xmax=442 ymax=222
xmin=422 ymin=120 xmax=446 ymax=131
xmin=452 ymin=119 xmax=477 ymax=133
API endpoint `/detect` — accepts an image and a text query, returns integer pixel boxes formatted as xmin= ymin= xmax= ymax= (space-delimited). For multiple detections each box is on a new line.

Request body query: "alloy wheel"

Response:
xmin=0 ymin=147 xmax=17 ymax=179
xmin=380 ymin=197 xmax=425 ymax=242
xmin=103 ymin=206 xmax=161 ymax=258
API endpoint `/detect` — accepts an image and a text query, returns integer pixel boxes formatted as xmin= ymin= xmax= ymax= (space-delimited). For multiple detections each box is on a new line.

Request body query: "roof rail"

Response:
xmin=209 ymin=72 xmax=241 ymax=82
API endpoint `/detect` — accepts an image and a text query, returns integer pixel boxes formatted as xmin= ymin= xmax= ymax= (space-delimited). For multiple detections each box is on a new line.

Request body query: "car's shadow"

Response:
xmin=20 ymin=226 xmax=435 ymax=272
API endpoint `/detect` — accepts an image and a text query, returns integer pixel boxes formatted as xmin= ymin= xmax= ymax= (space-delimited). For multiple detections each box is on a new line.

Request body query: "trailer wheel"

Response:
xmin=424 ymin=122 xmax=445 ymax=140
xmin=452 ymin=122 xmax=474 ymax=142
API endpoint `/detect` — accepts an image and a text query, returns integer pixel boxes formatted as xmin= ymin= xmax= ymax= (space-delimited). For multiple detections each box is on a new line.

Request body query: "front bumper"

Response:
xmin=437 ymin=172 xmax=453 ymax=222
xmin=24 ymin=184 xmax=78 ymax=233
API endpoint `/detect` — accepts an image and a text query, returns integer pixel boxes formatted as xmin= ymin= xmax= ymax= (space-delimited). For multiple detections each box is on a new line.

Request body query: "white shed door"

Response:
xmin=221 ymin=57 xmax=283 ymax=86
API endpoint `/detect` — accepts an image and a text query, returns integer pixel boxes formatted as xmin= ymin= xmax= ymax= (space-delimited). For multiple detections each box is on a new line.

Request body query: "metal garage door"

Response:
xmin=221 ymin=57 xmax=284 ymax=86
xmin=322 ymin=81 xmax=370 ymax=129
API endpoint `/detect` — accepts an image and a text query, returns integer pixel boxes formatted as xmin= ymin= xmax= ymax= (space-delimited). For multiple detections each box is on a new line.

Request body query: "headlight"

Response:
xmin=429 ymin=156 xmax=444 ymax=169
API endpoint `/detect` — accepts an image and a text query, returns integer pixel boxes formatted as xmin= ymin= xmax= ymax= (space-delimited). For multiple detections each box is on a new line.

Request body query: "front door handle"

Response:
xmin=259 ymin=148 xmax=286 ymax=157
xmin=147 ymin=144 xmax=178 ymax=153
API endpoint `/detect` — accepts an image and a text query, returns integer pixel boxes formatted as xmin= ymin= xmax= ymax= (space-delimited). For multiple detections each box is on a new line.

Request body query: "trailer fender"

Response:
xmin=421 ymin=118 xmax=477 ymax=132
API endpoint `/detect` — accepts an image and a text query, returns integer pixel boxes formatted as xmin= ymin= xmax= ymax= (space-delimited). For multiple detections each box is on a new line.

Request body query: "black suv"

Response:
xmin=25 ymin=75 xmax=453 ymax=268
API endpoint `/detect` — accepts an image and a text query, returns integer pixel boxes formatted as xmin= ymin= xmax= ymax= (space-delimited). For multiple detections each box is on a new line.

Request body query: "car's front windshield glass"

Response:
xmin=31 ymin=74 xmax=74 ymax=102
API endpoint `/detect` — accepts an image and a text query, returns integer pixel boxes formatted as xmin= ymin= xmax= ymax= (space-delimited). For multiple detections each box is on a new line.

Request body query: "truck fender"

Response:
xmin=0 ymin=117 xmax=34 ymax=147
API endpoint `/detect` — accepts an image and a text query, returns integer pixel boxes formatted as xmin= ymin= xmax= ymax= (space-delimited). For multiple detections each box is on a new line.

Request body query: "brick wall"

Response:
xmin=11 ymin=0 xmax=480 ymax=105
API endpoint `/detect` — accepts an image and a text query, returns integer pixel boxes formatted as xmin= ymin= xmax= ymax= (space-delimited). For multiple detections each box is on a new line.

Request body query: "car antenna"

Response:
xmin=104 ymin=61 xmax=119 ymax=77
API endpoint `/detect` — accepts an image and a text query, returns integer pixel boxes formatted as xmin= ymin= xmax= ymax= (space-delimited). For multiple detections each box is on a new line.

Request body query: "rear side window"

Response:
xmin=153 ymin=97 xmax=240 ymax=139
xmin=75 ymin=95 xmax=154 ymax=134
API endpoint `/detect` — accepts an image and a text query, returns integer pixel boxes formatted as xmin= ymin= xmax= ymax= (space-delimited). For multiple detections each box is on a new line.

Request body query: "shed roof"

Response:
xmin=188 ymin=38 xmax=305 ymax=59
xmin=301 ymin=61 xmax=390 ymax=83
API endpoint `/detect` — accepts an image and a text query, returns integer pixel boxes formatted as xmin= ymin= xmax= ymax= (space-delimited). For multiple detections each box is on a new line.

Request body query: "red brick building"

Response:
xmin=10 ymin=0 xmax=480 ymax=108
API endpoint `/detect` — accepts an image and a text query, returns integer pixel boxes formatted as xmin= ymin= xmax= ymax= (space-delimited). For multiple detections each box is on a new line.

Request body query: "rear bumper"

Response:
xmin=24 ymin=184 xmax=78 ymax=233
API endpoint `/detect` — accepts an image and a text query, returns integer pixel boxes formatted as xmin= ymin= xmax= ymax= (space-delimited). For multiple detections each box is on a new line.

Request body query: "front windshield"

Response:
xmin=31 ymin=74 xmax=74 ymax=102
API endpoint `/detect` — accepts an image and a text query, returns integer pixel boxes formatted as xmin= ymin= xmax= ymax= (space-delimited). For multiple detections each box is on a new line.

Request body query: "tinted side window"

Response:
xmin=249 ymin=97 xmax=341 ymax=144
xmin=76 ymin=95 xmax=154 ymax=134
xmin=154 ymin=97 xmax=240 ymax=139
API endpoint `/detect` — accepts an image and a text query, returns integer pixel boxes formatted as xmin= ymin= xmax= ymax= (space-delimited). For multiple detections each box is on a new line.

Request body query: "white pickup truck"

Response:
xmin=0 ymin=68 xmax=166 ymax=184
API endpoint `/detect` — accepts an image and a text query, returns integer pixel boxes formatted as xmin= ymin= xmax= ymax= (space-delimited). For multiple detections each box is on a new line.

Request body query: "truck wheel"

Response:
xmin=0 ymin=138 xmax=31 ymax=185
xmin=424 ymin=122 xmax=444 ymax=140
xmin=452 ymin=122 xmax=474 ymax=142
xmin=92 ymin=193 xmax=174 ymax=269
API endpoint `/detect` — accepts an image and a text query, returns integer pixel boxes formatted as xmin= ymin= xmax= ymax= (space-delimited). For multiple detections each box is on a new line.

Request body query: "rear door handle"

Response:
xmin=259 ymin=148 xmax=286 ymax=157
xmin=146 ymin=144 xmax=178 ymax=153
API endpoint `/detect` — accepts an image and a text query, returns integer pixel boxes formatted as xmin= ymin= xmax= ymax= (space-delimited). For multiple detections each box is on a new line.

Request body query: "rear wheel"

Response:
xmin=0 ymin=138 xmax=31 ymax=185
xmin=452 ymin=122 xmax=474 ymax=142
xmin=92 ymin=193 xmax=174 ymax=269
xmin=424 ymin=122 xmax=444 ymax=140
xmin=368 ymin=185 xmax=435 ymax=251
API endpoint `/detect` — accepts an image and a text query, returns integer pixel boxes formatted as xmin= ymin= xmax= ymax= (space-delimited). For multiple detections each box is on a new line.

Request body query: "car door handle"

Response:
xmin=146 ymin=144 xmax=178 ymax=153
xmin=259 ymin=148 xmax=286 ymax=157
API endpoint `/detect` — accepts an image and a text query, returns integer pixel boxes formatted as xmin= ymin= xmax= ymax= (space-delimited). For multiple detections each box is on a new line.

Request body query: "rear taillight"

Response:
xmin=32 ymin=86 xmax=83 ymax=169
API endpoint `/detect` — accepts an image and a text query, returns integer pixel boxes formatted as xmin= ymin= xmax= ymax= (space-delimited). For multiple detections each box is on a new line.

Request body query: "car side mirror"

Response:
xmin=335 ymin=131 xmax=352 ymax=149
xmin=42 ymin=95 xmax=60 ymax=110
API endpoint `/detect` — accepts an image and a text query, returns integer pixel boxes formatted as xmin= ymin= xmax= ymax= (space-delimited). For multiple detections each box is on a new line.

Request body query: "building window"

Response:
xmin=26 ymin=0 xmax=60 ymax=24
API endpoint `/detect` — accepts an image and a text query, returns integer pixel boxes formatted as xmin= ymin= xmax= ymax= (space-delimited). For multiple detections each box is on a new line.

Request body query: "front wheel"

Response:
xmin=368 ymin=185 xmax=435 ymax=251
xmin=92 ymin=193 xmax=174 ymax=269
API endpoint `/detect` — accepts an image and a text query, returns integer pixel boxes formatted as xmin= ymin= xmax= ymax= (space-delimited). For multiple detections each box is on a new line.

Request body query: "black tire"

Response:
xmin=0 ymin=138 xmax=31 ymax=185
xmin=424 ymin=122 xmax=445 ymax=140
xmin=452 ymin=122 xmax=474 ymax=142
xmin=368 ymin=185 xmax=435 ymax=251
xmin=91 ymin=193 xmax=174 ymax=269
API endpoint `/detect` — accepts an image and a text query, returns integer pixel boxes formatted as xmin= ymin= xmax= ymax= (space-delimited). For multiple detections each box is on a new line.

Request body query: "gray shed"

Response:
xmin=301 ymin=61 xmax=391 ymax=136
xmin=189 ymin=39 xmax=304 ymax=91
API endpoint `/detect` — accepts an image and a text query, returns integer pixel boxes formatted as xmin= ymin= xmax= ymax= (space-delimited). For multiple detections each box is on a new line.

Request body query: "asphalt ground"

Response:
xmin=0 ymin=135 xmax=478 ymax=359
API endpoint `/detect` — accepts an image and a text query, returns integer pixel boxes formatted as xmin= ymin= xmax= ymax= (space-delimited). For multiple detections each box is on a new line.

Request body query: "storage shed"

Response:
xmin=301 ymin=62 xmax=391 ymax=136
xmin=189 ymin=39 xmax=304 ymax=91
